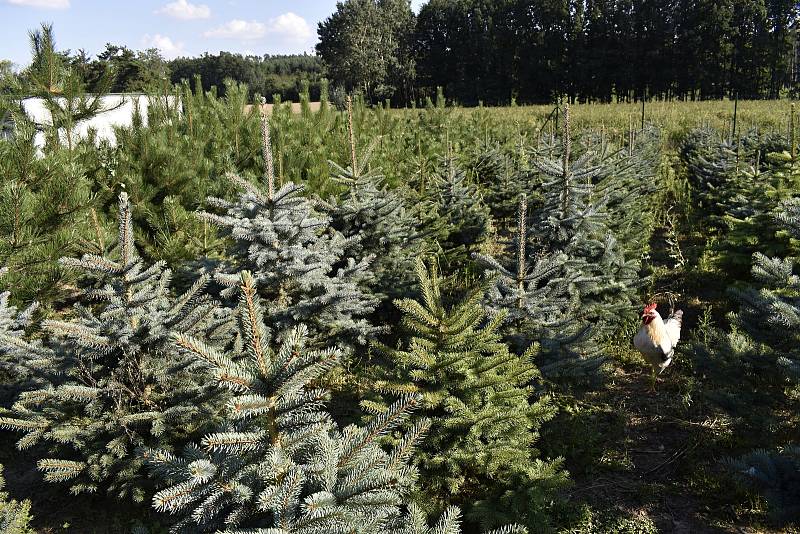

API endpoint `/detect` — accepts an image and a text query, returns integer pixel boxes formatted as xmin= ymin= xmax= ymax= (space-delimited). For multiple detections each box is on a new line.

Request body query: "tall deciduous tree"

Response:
xmin=317 ymin=0 xmax=416 ymax=103
xmin=414 ymin=0 xmax=798 ymax=103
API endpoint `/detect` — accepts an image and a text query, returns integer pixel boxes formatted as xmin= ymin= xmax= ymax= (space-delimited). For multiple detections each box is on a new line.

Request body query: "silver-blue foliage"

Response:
xmin=0 ymin=192 xmax=232 ymax=501
xmin=145 ymin=271 xmax=430 ymax=533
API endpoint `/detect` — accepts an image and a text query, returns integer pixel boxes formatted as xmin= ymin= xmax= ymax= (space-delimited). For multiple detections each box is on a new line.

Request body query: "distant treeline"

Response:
xmin=3 ymin=0 xmax=798 ymax=108
xmin=169 ymin=52 xmax=323 ymax=101
xmin=317 ymin=0 xmax=800 ymax=105
xmin=1 ymin=43 xmax=322 ymax=103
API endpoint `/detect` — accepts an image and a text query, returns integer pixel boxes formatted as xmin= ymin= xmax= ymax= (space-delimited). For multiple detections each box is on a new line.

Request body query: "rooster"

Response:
xmin=633 ymin=303 xmax=683 ymax=388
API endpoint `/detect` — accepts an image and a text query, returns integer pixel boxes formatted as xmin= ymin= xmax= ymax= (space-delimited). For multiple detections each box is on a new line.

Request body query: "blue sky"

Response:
xmin=2 ymin=0 xmax=426 ymax=68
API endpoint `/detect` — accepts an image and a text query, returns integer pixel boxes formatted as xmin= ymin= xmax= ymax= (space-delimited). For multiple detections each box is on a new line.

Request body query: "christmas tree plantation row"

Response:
xmin=1 ymin=78 xmax=676 ymax=312
xmin=0 ymin=99 xmax=670 ymax=533
xmin=668 ymin=121 xmax=800 ymax=525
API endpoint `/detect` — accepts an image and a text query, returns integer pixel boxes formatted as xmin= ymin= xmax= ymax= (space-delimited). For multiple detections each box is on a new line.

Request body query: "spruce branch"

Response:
xmin=258 ymin=97 xmax=275 ymax=201
xmin=347 ymin=95 xmax=358 ymax=177
xmin=516 ymin=194 xmax=527 ymax=310
xmin=118 ymin=192 xmax=135 ymax=266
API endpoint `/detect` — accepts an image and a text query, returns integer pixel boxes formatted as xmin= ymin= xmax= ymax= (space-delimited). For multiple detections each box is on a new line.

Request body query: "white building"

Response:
xmin=3 ymin=93 xmax=179 ymax=150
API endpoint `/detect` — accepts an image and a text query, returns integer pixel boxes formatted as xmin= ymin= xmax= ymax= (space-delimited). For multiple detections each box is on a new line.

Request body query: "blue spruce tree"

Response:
xmin=323 ymin=155 xmax=430 ymax=303
xmin=730 ymin=198 xmax=800 ymax=379
xmin=199 ymin=110 xmax=379 ymax=348
xmin=688 ymin=199 xmax=800 ymax=525
xmin=473 ymin=193 xmax=598 ymax=379
xmin=429 ymin=156 xmax=493 ymax=266
xmin=144 ymin=271 xmax=430 ymax=532
xmin=0 ymin=267 xmax=40 ymax=400
xmin=0 ymin=192 xmax=232 ymax=501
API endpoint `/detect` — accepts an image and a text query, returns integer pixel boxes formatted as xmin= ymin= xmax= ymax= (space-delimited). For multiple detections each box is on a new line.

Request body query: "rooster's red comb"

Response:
xmin=643 ymin=303 xmax=657 ymax=313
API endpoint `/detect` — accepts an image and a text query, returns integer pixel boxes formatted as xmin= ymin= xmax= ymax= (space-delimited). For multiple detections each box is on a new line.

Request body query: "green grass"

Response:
xmin=396 ymin=99 xmax=795 ymax=148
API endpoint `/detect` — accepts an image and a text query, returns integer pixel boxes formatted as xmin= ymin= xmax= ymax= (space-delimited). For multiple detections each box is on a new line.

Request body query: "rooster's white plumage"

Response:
xmin=633 ymin=303 xmax=683 ymax=376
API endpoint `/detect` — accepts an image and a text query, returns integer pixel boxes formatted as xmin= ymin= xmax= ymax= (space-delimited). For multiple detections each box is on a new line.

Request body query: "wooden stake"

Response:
xmin=641 ymin=92 xmax=645 ymax=131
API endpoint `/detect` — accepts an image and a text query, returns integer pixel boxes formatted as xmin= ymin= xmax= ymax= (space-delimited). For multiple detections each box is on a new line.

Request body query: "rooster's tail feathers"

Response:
xmin=664 ymin=309 xmax=684 ymax=346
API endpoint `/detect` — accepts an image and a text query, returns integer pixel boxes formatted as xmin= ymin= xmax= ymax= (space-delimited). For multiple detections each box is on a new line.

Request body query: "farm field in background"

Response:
xmin=435 ymin=99 xmax=794 ymax=145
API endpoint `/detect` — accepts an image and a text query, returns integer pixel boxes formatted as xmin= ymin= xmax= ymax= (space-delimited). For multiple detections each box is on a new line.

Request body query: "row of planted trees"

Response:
xmin=676 ymin=123 xmax=800 ymax=523
xmin=7 ymin=21 xmax=799 ymax=533
xmin=4 ymin=26 xmax=800 ymax=529
xmin=0 ymin=76 xmax=667 ymax=532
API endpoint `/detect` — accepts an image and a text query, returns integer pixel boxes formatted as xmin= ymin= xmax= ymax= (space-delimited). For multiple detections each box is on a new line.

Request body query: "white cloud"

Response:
xmin=142 ymin=34 xmax=186 ymax=59
xmin=155 ymin=0 xmax=210 ymax=20
xmin=203 ymin=13 xmax=313 ymax=49
xmin=204 ymin=19 xmax=266 ymax=40
xmin=7 ymin=0 xmax=70 ymax=8
xmin=265 ymin=12 xmax=312 ymax=44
